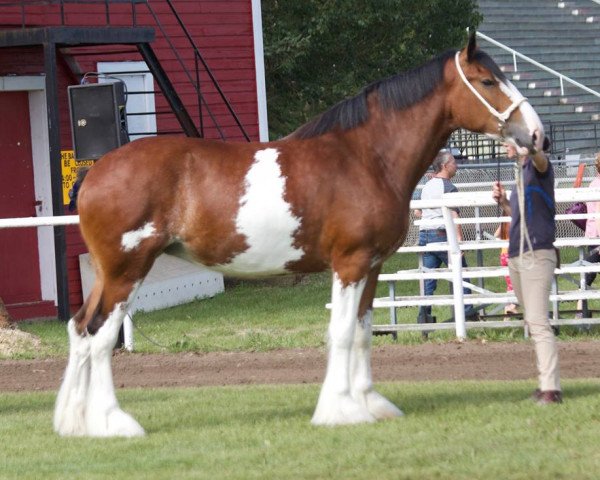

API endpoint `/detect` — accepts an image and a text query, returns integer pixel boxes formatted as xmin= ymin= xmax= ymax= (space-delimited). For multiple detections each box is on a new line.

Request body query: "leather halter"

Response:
xmin=454 ymin=51 xmax=527 ymax=126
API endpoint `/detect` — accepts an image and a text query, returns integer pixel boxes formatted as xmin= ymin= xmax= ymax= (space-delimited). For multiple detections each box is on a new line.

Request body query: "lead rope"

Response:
xmin=514 ymin=162 xmax=535 ymax=269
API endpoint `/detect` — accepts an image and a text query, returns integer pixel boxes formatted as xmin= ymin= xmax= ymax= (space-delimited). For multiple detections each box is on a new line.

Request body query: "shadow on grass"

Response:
xmin=385 ymin=380 xmax=600 ymax=416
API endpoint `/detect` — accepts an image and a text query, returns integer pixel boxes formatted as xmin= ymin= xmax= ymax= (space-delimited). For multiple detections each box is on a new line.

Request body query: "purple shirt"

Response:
xmin=508 ymin=158 xmax=555 ymax=258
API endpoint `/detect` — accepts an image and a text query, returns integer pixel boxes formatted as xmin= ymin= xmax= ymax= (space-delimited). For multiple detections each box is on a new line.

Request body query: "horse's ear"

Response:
xmin=466 ymin=30 xmax=477 ymax=62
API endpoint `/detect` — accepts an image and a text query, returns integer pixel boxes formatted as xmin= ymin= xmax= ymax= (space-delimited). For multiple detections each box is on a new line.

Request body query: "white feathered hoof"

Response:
xmin=86 ymin=407 xmax=146 ymax=438
xmin=54 ymin=406 xmax=88 ymax=437
xmin=363 ymin=391 xmax=404 ymax=420
xmin=54 ymin=319 xmax=91 ymax=437
xmin=311 ymin=392 xmax=376 ymax=426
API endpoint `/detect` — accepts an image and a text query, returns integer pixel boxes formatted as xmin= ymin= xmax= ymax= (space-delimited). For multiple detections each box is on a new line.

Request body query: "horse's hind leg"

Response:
xmin=55 ymin=276 xmax=145 ymax=437
xmin=85 ymin=282 xmax=145 ymax=437
xmin=53 ymin=308 xmax=93 ymax=436
xmin=349 ymin=269 xmax=403 ymax=420
xmin=54 ymin=276 xmax=108 ymax=436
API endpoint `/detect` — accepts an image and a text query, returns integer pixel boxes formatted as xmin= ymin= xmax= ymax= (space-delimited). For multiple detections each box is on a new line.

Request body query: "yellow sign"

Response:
xmin=61 ymin=150 xmax=94 ymax=205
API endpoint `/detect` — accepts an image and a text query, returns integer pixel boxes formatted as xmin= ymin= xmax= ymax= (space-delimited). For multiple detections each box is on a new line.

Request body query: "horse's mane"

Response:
xmin=290 ymin=48 xmax=504 ymax=140
xmin=471 ymin=49 xmax=507 ymax=83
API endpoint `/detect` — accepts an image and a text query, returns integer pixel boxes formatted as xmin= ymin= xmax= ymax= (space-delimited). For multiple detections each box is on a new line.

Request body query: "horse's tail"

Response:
xmin=68 ymin=167 xmax=91 ymax=212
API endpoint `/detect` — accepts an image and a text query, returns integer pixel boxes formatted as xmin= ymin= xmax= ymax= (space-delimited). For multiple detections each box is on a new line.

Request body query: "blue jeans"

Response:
xmin=418 ymin=229 xmax=475 ymax=319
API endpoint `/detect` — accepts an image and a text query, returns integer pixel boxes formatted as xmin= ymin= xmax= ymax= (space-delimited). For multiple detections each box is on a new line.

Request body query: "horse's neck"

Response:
xmin=359 ymin=93 xmax=453 ymax=195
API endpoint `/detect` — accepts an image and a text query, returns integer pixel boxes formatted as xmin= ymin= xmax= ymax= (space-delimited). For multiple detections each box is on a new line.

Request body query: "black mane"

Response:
xmin=291 ymin=49 xmax=459 ymax=140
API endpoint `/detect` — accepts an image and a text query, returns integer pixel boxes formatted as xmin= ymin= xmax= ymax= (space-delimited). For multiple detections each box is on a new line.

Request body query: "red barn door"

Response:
xmin=0 ymin=91 xmax=46 ymax=318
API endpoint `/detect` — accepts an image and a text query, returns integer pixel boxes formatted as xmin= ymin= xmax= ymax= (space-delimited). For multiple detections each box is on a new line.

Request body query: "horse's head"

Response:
xmin=449 ymin=31 xmax=546 ymax=154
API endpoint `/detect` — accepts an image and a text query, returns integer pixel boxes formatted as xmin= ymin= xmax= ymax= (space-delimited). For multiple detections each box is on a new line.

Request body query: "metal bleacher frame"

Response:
xmin=373 ymin=187 xmax=600 ymax=339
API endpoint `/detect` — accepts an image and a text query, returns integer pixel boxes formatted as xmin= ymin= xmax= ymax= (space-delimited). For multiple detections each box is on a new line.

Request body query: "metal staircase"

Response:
xmin=0 ymin=0 xmax=250 ymax=141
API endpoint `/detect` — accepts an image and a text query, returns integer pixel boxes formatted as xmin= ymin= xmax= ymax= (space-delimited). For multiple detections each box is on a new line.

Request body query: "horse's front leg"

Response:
xmin=349 ymin=309 xmax=404 ymax=420
xmin=312 ymin=273 xmax=375 ymax=425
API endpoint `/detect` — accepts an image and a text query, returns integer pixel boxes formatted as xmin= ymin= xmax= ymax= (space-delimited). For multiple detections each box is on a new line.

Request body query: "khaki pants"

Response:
xmin=508 ymin=249 xmax=561 ymax=392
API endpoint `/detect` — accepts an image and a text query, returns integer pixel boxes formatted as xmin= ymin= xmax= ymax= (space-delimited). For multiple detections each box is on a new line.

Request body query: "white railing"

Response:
xmin=475 ymin=31 xmax=600 ymax=99
xmin=0 ymin=215 xmax=79 ymax=229
xmin=6 ymin=187 xmax=600 ymax=345
xmin=374 ymin=187 xmax=600 ymax=339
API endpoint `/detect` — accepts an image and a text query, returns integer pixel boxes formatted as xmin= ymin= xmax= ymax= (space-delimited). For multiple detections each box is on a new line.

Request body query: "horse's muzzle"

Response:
xmin=542 ymin=135 xmax=551 ymax=152
xmin=529 ymin=128 xmax=547 ymax=153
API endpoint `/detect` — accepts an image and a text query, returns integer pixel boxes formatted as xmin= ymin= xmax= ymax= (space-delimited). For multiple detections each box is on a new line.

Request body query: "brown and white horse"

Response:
xmin=54 ymin=33 xmax=545 ymax=436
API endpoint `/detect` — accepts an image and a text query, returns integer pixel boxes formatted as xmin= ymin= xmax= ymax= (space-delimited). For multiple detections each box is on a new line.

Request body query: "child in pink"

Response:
xmin=495 ymin=222 xmax=517 ymax=316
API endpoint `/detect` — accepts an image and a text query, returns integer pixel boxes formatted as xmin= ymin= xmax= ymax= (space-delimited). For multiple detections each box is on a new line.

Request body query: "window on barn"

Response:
xmin=97 ymin=61 xmax=156 ymax=140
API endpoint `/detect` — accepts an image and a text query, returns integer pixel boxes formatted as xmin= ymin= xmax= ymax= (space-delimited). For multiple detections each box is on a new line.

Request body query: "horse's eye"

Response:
xmin=481 ymin=79 xmax=495 ymax=87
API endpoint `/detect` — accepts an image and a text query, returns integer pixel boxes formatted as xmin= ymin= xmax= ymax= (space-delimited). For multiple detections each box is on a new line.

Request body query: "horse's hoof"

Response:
xmin=86 ymin=408 xmax=146 ymax=437
xmin=311 ymin=393 xmax=376 ymax=426
xmin=363 ymin=391 xmax=404 ymax=420
xmin=54 ymin=412 xmax=87 ymax=437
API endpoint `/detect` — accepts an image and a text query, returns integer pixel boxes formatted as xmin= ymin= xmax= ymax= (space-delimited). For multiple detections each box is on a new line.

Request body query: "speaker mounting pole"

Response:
xmin=44 ymin=41 xmax=70 ymax=321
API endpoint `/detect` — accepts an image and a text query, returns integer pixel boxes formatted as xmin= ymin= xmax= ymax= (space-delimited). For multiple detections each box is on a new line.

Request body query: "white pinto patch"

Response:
xmin=220 ymin=148 xmax=304 ymax=275
xmin=121 ymin=222 xmax=156 ymax=252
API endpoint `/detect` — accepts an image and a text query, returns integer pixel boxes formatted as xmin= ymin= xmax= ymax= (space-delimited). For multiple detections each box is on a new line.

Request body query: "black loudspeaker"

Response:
xmin=68 ymin=82 xmax=130 ymax=160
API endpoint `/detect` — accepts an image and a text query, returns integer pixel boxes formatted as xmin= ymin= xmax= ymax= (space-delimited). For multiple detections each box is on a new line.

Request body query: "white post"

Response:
xmin=123 ymin=312 xmax=134 ymax=352
xmin=442 ymin=206 xmax=467 ymax=339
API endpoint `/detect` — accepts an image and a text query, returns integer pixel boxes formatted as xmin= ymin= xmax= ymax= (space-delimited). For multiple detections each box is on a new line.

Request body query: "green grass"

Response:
xmin=11 ymin=248 xmax=600 ymax=359
xmin=5 ymin=249 xmax=600 ymax=479
xmin=2 ymin=380 xmax=600 ymax=479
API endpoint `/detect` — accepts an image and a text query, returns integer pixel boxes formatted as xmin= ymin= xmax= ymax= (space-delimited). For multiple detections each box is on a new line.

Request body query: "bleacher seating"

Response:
xmin=476 ymin=0 xmax=600 ymax=154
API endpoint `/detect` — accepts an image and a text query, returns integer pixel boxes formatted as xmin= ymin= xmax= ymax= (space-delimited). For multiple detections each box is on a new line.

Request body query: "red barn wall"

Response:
xmin=0 ymin=0 xmax=261 ymax=316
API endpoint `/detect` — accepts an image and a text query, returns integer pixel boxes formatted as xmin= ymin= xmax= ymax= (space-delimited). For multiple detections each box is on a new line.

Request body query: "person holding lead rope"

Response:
xmin=492 ymin=143 xmax=562 ymax=405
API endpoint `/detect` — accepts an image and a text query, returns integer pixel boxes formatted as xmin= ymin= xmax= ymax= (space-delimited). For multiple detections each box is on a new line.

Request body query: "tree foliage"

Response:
xmin=262 ymin=0 xmax=482 ymax=138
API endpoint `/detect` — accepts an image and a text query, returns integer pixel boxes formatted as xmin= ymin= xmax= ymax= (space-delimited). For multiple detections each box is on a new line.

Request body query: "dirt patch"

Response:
xmin=0 ymin=329 xmax=41 ymax=358
xmin=1 ymin=340 xmax=599 ymax=392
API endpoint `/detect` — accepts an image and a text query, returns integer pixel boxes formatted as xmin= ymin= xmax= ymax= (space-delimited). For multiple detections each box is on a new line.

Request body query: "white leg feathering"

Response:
xmin=54 ymin=304 xmax=145 ymax=437
xmin=312 ymin=275 xmax=376 ymax=425
xmin=349 ymin=309 xmax=403 ymax=420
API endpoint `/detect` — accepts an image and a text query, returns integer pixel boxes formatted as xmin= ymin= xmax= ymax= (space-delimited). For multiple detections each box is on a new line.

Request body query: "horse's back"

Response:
xmin=78 ymin=136 xmax=255 ymax=217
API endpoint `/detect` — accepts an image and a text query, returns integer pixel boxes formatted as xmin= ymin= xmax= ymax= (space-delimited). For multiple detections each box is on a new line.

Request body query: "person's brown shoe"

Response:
xmin=532 ymin=389 xmax=562 ymax=405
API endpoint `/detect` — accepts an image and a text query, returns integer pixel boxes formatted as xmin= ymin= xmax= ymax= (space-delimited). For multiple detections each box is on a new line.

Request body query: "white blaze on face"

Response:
xmin=221 ymin=148 xmax=304 ymax=275
xmin=121 ymin=222 xmax=156 ymax=252
xmin=498 ymin=77 xmax=544 ymax=149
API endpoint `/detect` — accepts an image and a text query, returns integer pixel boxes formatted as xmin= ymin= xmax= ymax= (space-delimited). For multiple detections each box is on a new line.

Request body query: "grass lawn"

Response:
xmin=2 ymin=380 xmax=600 ymax=479
xmin=4 ymin=249 xmax=600 ymax=479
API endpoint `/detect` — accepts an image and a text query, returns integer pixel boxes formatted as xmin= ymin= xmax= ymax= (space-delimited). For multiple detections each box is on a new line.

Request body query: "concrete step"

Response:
xmin=80 ymin=253 xmax=225 ymax=314
xmin=490 ymin=52 xmax=600 ymax=64
xmin=502 ymin=70 xmax=600 ymax=84
xmin=481 ymin=32 xmax=600 ymax=46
